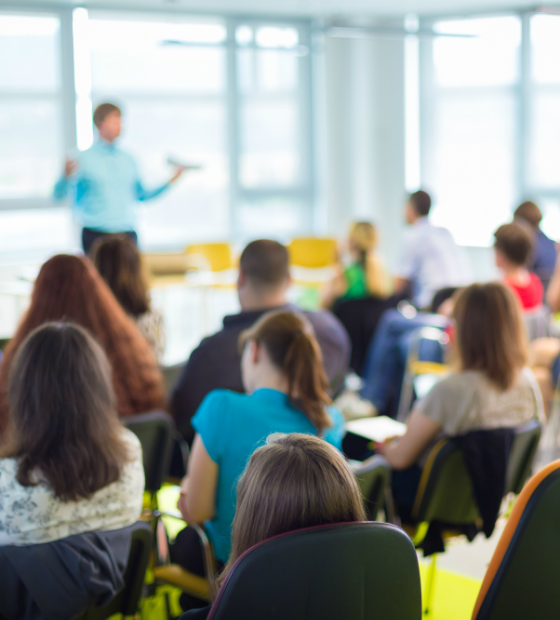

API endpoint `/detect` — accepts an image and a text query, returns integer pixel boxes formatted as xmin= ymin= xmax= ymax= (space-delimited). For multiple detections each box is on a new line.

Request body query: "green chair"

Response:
xmin=354 ymin=455 xmax=395 ymax=522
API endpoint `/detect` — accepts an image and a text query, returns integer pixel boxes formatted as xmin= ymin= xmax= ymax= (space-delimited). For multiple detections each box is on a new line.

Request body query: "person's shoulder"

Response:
xmin=428 ymin=371 xmax=480 ymax=397
xmin=120 ymin=427 xmax=142 ymax=457
xmin=198 ymin=388 xmax=244 ymax=414
xmin=302 ymin=308 xmax=344 ymax=331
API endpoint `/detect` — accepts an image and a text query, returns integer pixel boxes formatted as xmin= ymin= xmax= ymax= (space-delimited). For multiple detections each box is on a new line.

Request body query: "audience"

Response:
xmin=514 ymin=200 xmax=557 ymax=291
xmin=171 ymin=240 xmax=350 ymax=445
xmin=375 ymin=283 xmax=540 ymax=520
xmin=92 ymin=235 xmax=166 ymax=361
xmin=393 ymin=190 xmax=472 ymax=310
xmin=494 ymin=222 xmax=544 ymax=311
xmin=322 ymin=221 xmax=391 ymax=308
xmin=180 ymin=433 xmax=365 ymax=620
xmin=0 ymin=322 xmax=144 ymax=545
xmin=171 ymin=311 xmax=345 ymax=611
xmin=0 ymin=254 xmax=165 ymax=437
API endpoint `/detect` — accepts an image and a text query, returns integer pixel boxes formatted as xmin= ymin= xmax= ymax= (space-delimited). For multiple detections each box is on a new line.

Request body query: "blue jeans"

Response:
xmin=360 ymin=308 xmax=448 ymax=415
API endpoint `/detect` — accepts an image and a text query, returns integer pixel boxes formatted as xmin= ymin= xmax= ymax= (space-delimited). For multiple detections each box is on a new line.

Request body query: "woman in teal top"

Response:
xmin=172 ymin=310 xmax=345 ymax=608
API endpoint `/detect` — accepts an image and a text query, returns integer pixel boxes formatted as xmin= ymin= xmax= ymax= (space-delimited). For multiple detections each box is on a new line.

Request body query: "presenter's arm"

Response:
xmin=53 ymin=157 xmax=78 ymax=200
xmin=135 ymin=165 xmax=187 ymax=202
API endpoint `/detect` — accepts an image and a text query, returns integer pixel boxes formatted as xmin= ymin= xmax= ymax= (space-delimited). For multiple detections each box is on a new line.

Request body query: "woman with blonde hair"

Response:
xmin=180 ymin=433 xmax=366 ymax=620
xmin=322 ymin=221 xmax=391 ymax=308
xmin=375 ymin=282 xmax=540 ymax=519
xmin=171 ymin=311 xmax=345 ymax=611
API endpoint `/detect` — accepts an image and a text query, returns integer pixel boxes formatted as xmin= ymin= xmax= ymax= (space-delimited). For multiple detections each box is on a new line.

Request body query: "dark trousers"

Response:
xmin=81 ymin=227 xmax=138 ymax=256
xmin=170 ymin=526 xmax=224 ymax=612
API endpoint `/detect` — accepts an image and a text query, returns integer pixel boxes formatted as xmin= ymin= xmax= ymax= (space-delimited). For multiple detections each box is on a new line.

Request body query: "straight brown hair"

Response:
xmin=220 ymin=433 xmax=366 ymax=585
xmin=453 ymin=282 xmax=528 ymax=390
xmin=239 ymin=311 xmax=332 ymax=432
xmin=1 ymin=322 xmax=131 ymax=502
xmin=92 ymin=235 xmax=150 ymax=317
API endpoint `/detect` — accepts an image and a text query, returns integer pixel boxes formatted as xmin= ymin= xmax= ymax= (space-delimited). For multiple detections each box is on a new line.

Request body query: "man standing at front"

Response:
xmin=54 ymin=103 xmax=186 ymax=254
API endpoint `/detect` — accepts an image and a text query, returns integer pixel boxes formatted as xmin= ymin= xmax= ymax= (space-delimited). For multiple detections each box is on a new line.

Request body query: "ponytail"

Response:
xmin=239 ymin=311 xmax=332 ymax=433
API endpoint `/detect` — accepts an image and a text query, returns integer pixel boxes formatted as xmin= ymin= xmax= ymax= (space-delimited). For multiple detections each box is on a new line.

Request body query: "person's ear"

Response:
xmin=237 ymin=269 xmax=246 ymax=289
xmin=285 ymin=272 xmax=292 ymax=289
xmin=251 ymin=340 xmax=261 ymax=364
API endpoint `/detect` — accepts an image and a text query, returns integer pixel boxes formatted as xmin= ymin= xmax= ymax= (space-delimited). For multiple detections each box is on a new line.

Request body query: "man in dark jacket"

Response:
xmin=171 ymin=239 xmax=351 ymax=445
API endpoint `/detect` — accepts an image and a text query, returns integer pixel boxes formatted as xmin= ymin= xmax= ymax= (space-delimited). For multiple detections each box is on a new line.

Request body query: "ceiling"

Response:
xmin=8 ymin=0 xmax=560 ymax=18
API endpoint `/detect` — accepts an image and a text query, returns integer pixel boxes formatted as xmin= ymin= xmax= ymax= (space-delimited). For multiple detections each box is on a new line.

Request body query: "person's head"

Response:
xmin=493 ymin=222 xmax=533 ymax=270
xmin=93 ymin=103 xmax=122 ymax=142
xmin=2 ymin=322 xmax=130 ymax=501
xmin=223 ymin=433 xmax=366 ymax=581
xmin=514 ymin=201 xmax=542 ymax=230
xmin=453 ymin=282 xmax=527 ymax=390
xmin=92 ymin=235 xmax=150 ymax=317
xmin=348 ymin=222 xmax=378 ymax=262
xmin=0 ymin=254 xmax=164 ymax=435
xmin=406 ymin=190 xmax=431 ymax=225
xmin=237 ymin=240 xmax=290 ymax=310
xmin=239 ymin=311 xmax=332 ymax=432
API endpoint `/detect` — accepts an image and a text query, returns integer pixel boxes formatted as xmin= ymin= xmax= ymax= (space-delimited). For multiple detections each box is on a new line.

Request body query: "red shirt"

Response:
xmin=503 ymin=273 xmax=544 ymax=310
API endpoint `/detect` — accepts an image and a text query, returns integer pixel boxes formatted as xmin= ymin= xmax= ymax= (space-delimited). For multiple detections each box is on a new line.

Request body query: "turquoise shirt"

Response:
xmin=192 ymin=388 xmax=345 ymax=563
xmin=53 ymin=139 xmax=169 ymax=232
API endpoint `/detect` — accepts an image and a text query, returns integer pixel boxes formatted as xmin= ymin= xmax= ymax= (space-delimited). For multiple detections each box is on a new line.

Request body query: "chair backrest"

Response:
xmin=354 ymin=455 xmax=391 ymax=520
xmin=473 ymin=460 xmax=560 ymax=620
xmin=411 ymin=439 xmax=480 ymax=525
xmin=124 ymin=411 xmax=175 ymax=494
xmin=160 ymin=361 xmax=186 ymax=398
xmin=504 ymin=419 xmax=542 ymax=495
xmin=288 ymin=237 xmax=338 ymax=269
xmin=523 ymin=305 xmax=551 ymax=341
xmin=80 ymin=521 xmax=152 ymax=620
xmin=208 ymin=522 xmax=422 ymax=620
xmin=185 ymin=243 xmax=234 ymax=272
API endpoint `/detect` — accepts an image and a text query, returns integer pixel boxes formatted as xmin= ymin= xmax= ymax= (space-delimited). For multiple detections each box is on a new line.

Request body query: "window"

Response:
xmin=0 ymin=13 xmax=63 ymax=200
xmin=421 ymin=16 xmax=521 ymax=246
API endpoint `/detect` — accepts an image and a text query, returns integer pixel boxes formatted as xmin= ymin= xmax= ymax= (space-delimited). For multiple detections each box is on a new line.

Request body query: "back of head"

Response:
xmin=0 ymin=254 xmax=164 ymax=432
xmin=240 ymin=311 xmax=331 ymax=432
xmin=493 ymin=223 xmax=534 ymax=266
xmin=349 ymin=222 xmax=378 ymax=256
xmin=239 ymin=240 xmax=289 ymax=292
xmin=514 ymin=201 xmax=542 ymax=229
xmin=92 ymin=235 xmax=149 ymax=317
xmin=3 ymin=322 xmax=129 ymax=501
xmin=453 ymin=282 xmax=527 ymax=390
xmin=227 ymin=433 xmax=366 ymax=571
xmin=409 ymin=190 xmax=432 ymax=217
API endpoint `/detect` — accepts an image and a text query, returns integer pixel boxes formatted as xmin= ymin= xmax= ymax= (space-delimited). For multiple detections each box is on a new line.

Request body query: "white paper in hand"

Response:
xmin=345 ymin=416 xmax=406 ymax=442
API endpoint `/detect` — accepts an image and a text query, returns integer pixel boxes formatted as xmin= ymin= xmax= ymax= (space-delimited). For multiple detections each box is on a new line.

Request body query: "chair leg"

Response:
xmin=423 ymin=554 xmax=438 ymax=616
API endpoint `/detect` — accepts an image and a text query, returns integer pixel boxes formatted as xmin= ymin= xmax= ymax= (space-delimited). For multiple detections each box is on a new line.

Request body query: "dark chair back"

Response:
xmin=78 ymin=521 xmax=152 ymax=620
xmin=124 ymin=411 xmax=175 ymax=495
xmin=354 ymin=455 xmax=392 ymax=521
xmin=160 ymin=361 xmax=186 ymax=398
xmin=207 ymin=522 xmax=421 ymax=620
xmin=504 ymin=419 xmax=542 ymax=495
xmin=473 ymin=460 xmax=560 ymax=620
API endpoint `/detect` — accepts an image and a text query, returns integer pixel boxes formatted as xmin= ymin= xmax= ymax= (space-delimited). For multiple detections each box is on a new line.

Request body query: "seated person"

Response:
xmin=0 ymin=322 xmax=144 ymax=544
xmin=171 ymin=239 xmax=350 ymax=445
xmin=359 ymin=287 xmax=458 ymax=418
xmin=494 ymin=222 xmax=544 ymax=311
xmin=514 ymin=200 xmax=557 ymax=291
xmin=180 ymin=432 xmax=366 ymax=620
xmin=0 ymin=254 xmax=165 ymax=438
xmin=322 ymin=221 xmax=391 ymax=308
xmin=92 ymin=235 xmax=166 ymax=362
xmin=393 ymin=190 xmax=472 ymax=310
xmin=530 ymin=253 xmax=560 ymax=415
xmin=171 ymin=311 xmax=345 ymax=611
xmin=375 ymin=283 xmax=540 ymax=521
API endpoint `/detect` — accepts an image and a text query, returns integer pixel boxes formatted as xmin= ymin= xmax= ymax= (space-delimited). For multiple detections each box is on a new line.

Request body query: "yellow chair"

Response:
xmin=185 ymin=243 xmax=234 ymax=273
xmin=142 ymin=252 xmax=190 ymax=287
xmin=288 ymin=237 xmax=338 ymax=269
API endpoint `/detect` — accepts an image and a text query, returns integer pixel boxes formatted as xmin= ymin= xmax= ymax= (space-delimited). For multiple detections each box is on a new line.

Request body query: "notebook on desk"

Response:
xmin=345 ymin=416 xmax=406 ymax=443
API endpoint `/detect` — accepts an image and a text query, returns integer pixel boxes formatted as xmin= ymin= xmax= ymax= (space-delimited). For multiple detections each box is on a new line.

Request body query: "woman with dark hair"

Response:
xmin=181 ymin=433 xmax=365 ymax=620
xmin=172 ymin=311 xmax=345 ymax=610
xmin=92 ymin=235 xmax=166 ymax=361
xmin=0 ymin=254 xmax=165 ymax=437
xmin=375 ymin=282 xmax=541 ymax=518
xmin=0 ymin=322 xmax=144 ymax=544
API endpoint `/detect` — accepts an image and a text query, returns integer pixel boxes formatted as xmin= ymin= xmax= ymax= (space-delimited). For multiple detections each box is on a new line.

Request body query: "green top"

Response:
xmin=342 ymin=262 xmax=368 ymax=300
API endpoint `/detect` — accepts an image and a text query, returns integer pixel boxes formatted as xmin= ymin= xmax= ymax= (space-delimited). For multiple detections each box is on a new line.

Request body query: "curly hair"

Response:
xmin=0 ymin=254 xmax=165 ymax=438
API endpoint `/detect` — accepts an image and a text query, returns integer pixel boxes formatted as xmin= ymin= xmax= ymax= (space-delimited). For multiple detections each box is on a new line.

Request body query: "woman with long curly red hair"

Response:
xmin=0 ymin=254 xmax=165 ymax=438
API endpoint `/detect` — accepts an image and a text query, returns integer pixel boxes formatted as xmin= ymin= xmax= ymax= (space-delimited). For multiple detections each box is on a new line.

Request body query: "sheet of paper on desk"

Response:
xmin=345 ymin=416 xmax=407 ymax=442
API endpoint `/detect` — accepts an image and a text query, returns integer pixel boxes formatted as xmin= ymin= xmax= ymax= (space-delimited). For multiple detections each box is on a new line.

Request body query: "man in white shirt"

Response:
xmin=394 ymin=190 xmax=472 ymax=309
